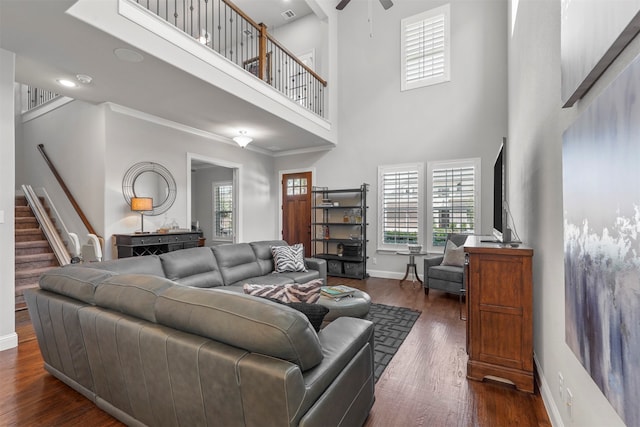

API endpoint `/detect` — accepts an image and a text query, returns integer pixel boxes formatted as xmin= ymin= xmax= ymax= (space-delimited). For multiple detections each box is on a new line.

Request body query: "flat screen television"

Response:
xmin=492 ymin=138 xmax=510 ymax=242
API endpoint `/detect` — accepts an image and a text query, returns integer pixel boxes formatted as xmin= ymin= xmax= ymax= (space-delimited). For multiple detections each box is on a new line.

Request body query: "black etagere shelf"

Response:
xmin=311 ymin=183 xmax=369 ymax=279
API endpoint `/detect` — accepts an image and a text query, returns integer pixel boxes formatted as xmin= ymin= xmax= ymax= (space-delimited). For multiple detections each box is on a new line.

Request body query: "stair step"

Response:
xmin=15 ymin=217 xmax=39 ymax=229
xmin=15 ymin=281 xmax=41 ymax=298
xmin=15 ymin=240 xmax=54 ymax=256
xmin=15 ymin=205 xmax=34 ymax=217
xmin=15 ymin=228 xmax=45 ymax=242
xmin=15 ymin=265 xmax=56 ymax=279
xmin=16 ymin=253 xmax=58 ymax=270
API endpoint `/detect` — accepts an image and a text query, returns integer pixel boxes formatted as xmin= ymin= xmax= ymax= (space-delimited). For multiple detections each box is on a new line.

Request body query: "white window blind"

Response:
xmin=401 ymin=4 xmax=450 ymax=91
xmin=213 ymin=182 xmax=233 ymax=239
xmin=378 ymin=164 xmax=424 ymax=250
xmin=428 ymin=159 xmax=480 ymax=249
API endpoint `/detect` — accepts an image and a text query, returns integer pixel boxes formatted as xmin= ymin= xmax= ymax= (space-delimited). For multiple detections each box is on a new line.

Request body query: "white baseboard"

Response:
xmin=367 ymin=269 xmax=406 ymax=280
xmin=535 ymin=354 xmax=564 ymax=427
xmin=0 ymin=332 xmax=18 ymax=352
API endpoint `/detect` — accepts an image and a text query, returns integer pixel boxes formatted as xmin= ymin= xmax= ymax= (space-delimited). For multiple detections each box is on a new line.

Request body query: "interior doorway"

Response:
xmin=187 ymin=153 xmax=241 ymax=246
xmin=281 ymin=171 xmax=313 ymax=257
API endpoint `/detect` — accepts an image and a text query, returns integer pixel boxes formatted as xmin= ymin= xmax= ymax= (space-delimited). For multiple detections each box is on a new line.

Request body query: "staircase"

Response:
xmin=15 ymin=196 xmax=59 ymax=310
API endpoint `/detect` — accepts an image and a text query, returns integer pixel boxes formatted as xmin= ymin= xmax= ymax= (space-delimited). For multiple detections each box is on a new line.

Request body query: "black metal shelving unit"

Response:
xmin=311 ymin=184 xmax=369 ymax=279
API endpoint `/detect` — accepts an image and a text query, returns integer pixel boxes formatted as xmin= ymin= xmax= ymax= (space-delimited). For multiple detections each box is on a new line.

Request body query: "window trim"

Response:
xmin=426 ymin=158 xmax=481 ymax=253
xmin=401 ymin=3 xmax=451 ymax=91
xmin=377 ymin=163 xmax=425 ymax=251
xmin=212 ymin=181 xmax=234 ymax=241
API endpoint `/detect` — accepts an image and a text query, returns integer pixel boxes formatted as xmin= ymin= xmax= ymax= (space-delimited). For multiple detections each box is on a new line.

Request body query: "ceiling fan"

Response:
xmin=336 ymin=0 xmax=393 ymax=11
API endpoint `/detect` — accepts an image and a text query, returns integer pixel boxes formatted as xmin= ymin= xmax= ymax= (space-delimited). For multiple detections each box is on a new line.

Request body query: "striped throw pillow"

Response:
xmin=243 ymin=279 xmax=322 ymax=304
xmin=271 ymin=244 xmax=307 ymax=273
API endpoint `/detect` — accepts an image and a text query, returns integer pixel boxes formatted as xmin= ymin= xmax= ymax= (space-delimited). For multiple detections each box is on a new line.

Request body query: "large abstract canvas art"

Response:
xmin=563 ymin=52 xmax=640 ymax=426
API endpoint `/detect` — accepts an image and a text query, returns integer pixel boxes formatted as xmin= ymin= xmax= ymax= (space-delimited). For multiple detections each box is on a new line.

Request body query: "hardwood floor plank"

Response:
xmin=0 ymin=277 xmax=551 ymax=426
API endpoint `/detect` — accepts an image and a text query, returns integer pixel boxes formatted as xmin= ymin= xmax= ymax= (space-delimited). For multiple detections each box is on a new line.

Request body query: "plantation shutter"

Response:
xmin=405 ymin=16 xmax=444 ymax=82
xmin=214 ymin=183 xmax=233 ymax=238
xmin=382 ymin=169 xmax=419 ymax=245
xmin=401 ymin=4 xmax=450 ymax=91
xmin=431 ymin=165 xmax=476 ymax=247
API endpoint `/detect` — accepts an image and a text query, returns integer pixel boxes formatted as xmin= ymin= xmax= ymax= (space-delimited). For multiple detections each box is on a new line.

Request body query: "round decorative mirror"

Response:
xmin=122 ymin=162 xmax=177 ymax=216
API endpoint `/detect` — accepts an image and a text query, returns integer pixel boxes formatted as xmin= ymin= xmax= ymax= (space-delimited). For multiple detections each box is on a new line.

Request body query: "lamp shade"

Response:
xmin=131 ymin=197 xmax=153 ymax=212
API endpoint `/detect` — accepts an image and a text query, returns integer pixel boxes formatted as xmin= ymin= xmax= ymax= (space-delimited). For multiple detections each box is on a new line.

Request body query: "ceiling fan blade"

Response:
xmin=379 ymin=0 xmax=393 ymax=10
xmin=336 ymin=0 xmax=352 ymax=10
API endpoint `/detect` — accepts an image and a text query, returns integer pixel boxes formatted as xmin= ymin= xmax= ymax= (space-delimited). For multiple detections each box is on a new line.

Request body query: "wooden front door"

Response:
xmin=282 ymin=172 xmax=312 ymax=257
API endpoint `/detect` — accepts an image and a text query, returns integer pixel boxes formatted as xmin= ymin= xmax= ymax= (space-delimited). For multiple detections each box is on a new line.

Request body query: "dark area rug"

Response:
xmin=365 ymin=303 xmax=422 ymax=382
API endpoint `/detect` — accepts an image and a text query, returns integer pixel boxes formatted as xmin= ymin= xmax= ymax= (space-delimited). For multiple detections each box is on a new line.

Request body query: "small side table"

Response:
xmin=396 ymin=251 xmax=430 ymax=285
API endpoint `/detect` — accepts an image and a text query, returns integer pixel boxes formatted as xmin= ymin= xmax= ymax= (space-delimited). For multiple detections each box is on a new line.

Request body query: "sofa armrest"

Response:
xmin=423 ymin=255 xmax=443 ymax=288
xmin=304 ymin=257 xmax=327 ymax=283
xmin=424 ymin=255 xmax=444 ymax=270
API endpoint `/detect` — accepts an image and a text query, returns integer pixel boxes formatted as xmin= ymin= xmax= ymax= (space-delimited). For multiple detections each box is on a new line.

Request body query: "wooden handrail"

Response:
xmin=37 ymin=144 xmax=102 ymax=241
xmin=221 ymin=0 xmax=327 ymax=87
xmin=265 ymin=32 xmax=328 ymax=87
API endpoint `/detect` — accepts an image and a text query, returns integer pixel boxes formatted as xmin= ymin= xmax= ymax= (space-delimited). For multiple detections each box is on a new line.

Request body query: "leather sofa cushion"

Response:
xmin=85 ymin=255 xmax=165 ymax=277
xmin=213 ymin=243 xmax=262 ymax=285
xmin=155 ymin=286 xmax=324 ymax=371
xmin=39 ymin=266 xmax=116 ymax=304
xmin=159 ymin=247 xmax=224 ymax=288
xmin=250 ymin=240 xmax=287 ymax=275
xmin=95 ymin=274 xmax=174 ymax=322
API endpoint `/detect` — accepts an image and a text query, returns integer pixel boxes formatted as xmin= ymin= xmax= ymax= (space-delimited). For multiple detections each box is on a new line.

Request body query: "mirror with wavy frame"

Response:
xmin=122 ymin=162 xmax=177 ymax=216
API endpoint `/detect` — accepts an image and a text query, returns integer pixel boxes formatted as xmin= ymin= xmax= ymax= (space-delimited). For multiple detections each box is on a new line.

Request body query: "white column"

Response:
xmin=0 ymin=48 xmax=17 ymax=351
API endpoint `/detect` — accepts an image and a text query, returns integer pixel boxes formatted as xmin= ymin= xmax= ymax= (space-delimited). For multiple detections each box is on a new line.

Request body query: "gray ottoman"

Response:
xmin=318 ymin=287 xmax=371 ymax=321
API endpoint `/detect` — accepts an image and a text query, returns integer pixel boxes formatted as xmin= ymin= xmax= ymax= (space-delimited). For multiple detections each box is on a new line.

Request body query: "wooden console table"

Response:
xmin=114 ymin=232 xmax=201 ymax=258
xmin=464 ymin=236 xmax=534 ymax=393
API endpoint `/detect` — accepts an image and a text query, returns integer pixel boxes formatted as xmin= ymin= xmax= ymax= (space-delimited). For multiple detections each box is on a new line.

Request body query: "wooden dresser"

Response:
xmin=114 ymin=232 xmax=201 ymax=258
xmin=464 ymin=236 xmax=534 ymax=393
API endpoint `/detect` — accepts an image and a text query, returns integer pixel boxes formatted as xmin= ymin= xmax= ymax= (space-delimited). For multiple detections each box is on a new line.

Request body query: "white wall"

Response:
xmin=103 ymin=106 xmax=279 ymax=258
xmin=18 ymin=100 xmax=106 ymax=248
xmin=270 ymin=12 xmax=328 ymax=80
xmin=0 ymin=49 xmax=17 ymax=351
xmin=508 ymin=0 xmax=640 ymax=425
xmin=275 ymin=0 xmax=508 ymax=277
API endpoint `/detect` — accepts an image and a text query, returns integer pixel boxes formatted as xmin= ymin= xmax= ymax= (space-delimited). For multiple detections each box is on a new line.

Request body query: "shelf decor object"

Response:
xmin=311 ymin=184 xmax=369 ymax=279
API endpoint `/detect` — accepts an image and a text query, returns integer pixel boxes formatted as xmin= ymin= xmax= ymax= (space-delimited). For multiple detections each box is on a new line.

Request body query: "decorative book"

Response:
xmin=321 ymin=285 xmax=355 ymax=299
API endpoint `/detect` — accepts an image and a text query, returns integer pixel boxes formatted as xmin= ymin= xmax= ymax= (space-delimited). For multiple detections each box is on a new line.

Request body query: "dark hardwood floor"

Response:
xmin=1 ymin=277 xmax=551 ymax=426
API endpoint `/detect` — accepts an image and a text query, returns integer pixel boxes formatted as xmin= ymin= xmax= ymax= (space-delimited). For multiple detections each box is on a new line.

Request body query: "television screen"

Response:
xmin=492 ymin=139 xmax=507 ymax=241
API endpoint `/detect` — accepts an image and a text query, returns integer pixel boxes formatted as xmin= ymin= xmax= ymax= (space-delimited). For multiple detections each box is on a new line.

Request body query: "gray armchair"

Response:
xmin=423 ymin=233 xmax=468 ymax=296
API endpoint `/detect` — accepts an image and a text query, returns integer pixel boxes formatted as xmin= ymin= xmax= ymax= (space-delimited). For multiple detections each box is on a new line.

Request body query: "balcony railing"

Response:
xmin=25 ymin=86 xmax=59 ymax=111
xmin=133 ymin=0 xmax=327 ymax=117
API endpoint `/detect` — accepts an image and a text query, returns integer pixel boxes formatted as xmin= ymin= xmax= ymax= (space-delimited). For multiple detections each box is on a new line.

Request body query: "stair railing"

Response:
xmin=22 ymin=185 xmax=71 ymax=266
xmin=33 ymin=186 xmax=81 ymax=257
xmin=131 ymin=0 xmax=328 ymax=117
xmin=37 ymin=144 xmax=105 ymax=253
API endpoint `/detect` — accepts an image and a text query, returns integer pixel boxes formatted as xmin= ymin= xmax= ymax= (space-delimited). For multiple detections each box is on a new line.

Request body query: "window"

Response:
xmin=401 ymin=4 xmax=450 ymax=91
xmin=427 ymin=158 xmax=480 ymax=251
xmin=378 ymin=163 xmax=424 ymax=251
xmin=213 ymin=182 xmax=233 ymax=239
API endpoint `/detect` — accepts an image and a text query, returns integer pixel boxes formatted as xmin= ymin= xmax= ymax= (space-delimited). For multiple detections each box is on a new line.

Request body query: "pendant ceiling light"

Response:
xmin=233 ymin=130 xmax=252 ymax=148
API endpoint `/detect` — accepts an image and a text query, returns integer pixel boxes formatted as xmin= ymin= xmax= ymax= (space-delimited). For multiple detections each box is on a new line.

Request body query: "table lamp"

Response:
xmin=131 ymin=197 xmax=153 ymax=234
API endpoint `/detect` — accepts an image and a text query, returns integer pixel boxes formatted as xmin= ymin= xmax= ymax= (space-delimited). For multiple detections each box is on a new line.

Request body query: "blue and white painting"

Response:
xmin=563 ymin=51 xmax=640 ymax=426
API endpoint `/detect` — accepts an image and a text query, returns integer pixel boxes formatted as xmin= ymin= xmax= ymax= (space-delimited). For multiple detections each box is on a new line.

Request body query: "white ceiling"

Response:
xmin=0 ymin=0 xmax=329 ymax=154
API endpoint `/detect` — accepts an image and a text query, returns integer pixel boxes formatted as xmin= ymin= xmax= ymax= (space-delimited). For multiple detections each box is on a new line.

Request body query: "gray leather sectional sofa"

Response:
xmin=25 ymin=240 xmax=375 ymax=427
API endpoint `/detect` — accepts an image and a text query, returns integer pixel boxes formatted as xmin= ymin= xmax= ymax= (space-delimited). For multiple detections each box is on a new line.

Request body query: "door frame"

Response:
xmin=278 ymin=167 xmax=316 ymax=241
xmin=187 ymin=152 xmax=243 ymax=244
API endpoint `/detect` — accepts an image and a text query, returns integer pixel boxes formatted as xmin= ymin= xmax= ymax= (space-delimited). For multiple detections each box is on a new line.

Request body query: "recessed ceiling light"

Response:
xmin=114 ymin=48 xmax=144 ymax=63
xmin=57 ymin=79 xmax=77 ymax=88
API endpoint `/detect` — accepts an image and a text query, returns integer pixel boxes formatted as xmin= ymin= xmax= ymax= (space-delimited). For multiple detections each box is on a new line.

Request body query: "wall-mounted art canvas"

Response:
xmin=563 ymin=51 xmax=640 ymax=426
xmin=561 ymin=0 xmax=640 ymax=107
